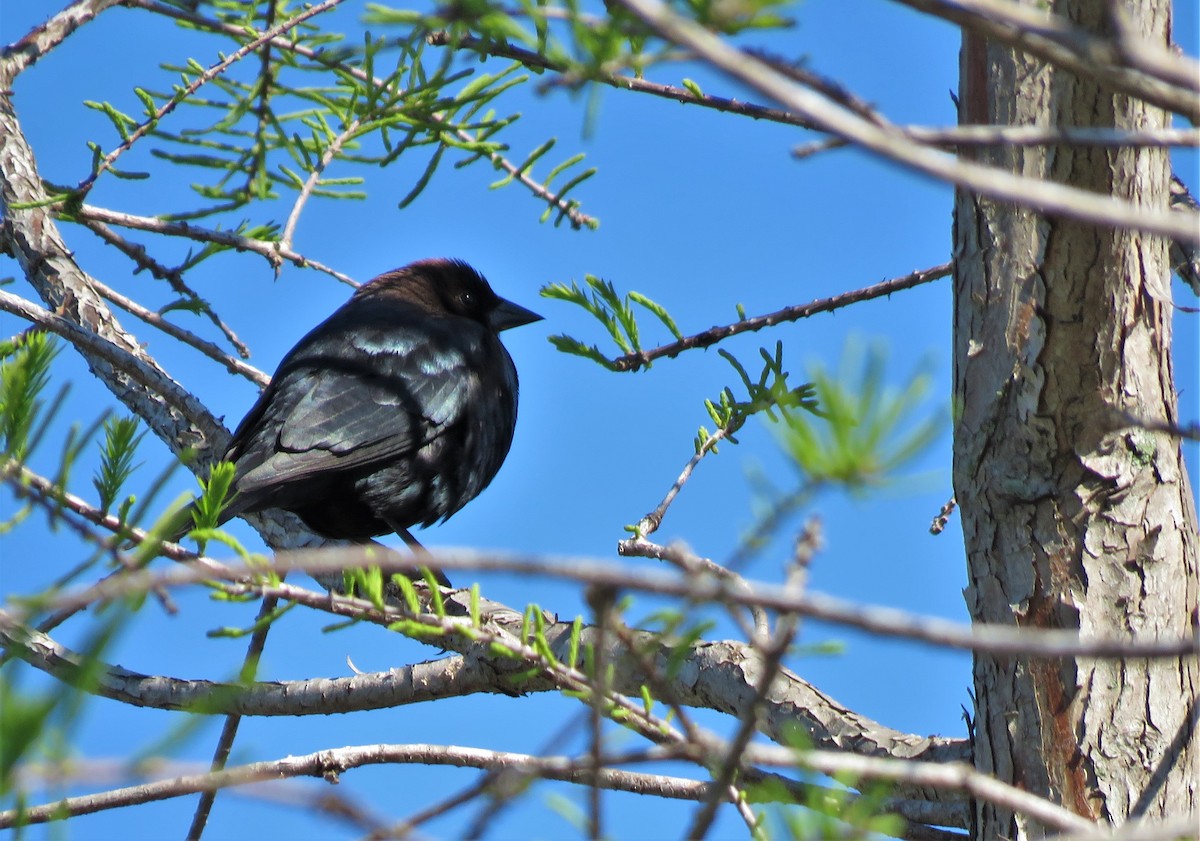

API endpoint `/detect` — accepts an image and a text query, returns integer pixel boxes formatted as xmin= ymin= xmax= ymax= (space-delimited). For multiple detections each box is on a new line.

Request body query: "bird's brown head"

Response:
xmin=354 ymin=258 xmax=542 ymax=332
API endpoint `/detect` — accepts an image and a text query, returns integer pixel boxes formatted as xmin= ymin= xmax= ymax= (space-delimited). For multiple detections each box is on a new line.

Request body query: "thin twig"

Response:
xmin=929 ymin=497 xmax=957 ymax=535
xmin=795 ymin=126 xmax=1200 ymax=159
xmin=890 ymin=0 xmax=1199 ymax=120
xmin=279 ymin=112 xmax=359 ymax=252
xmin=899 ymin=124 xmax=1198 ymax=149
xmin=1108 ymin=409 xmax=1200 ymax=442
xmin=1 ymin=0 xmax=127 ymax=76
xmin=186 ymin=595 xmax=281 ymax=840
xmin=11 ymin=757 xmax=388 ymax=833
xmin=619 ymin=537 xmax=766 ymax=642
xmin=76 ymin=213 xmax=256 ymax=356
xmin=585 ymin=588 xmax=612 ymax=840
xmin=86 ymin=275 xmax=269 ymax=387
xmin=632 ymin=426 xmax=736 ymax=536
xmin=71 ymin=204 xmax=357 ymax=286
xmin=25 ymin=547 xmax=1200 ymax=659
xmin=0 ymin=745 xmax=699 ymax=829
xmin=612 ymin=263 xmax=951 ymax=372
xmin=426 ymin=30 xmax=818 ymax=130
xmin=612 ymin=0 xmax=1200 ymax=244
xmin=687 ymin=521 xmax=822 ymax=839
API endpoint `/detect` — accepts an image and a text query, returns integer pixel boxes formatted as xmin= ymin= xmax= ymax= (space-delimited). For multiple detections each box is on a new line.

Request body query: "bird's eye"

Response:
xmin=457 ymin=290 xmax=475 ymax=310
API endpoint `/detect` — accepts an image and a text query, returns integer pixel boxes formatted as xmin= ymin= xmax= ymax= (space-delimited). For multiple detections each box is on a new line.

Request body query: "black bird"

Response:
xmin=185 ymin=258 xmax=540 ymax=580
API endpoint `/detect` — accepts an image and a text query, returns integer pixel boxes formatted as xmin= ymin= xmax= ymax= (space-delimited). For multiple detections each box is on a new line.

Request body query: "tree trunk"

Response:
xmin=952 ymin=2 xmax=1198 ymax=838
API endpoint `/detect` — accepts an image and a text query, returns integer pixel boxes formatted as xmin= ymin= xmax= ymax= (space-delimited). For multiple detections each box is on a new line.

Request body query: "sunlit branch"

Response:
xmin=612 ymin=0 xmax=1199 ymax=243
xmin=0 ymin=289 xmax=223 ymax=446
xmin=84 ymin=276 xmax=268 ymax=387
xmin=76 ymin=216 xmax=254 ymax=358
xmin=23 ymin=545 xmax=1197 ymax=659
xmin=0 ymin=0 xmax=126 ymax=76
xmin=0 ymin=743 xmax=943 ymax=833
xmin=71 ymin=204 xmax=357 ymax=286
xmin=612 ymin=263 xmax=951 ymax=372
xmin=889 ymin=0 xmax=1199 ymax=120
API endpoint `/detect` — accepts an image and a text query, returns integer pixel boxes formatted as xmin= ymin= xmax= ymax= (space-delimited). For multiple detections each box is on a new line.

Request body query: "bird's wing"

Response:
xmin=233 ymin=336 xmax=477 ymax=495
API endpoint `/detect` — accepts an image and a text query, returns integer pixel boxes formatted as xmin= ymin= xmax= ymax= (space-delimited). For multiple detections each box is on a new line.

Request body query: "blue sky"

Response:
xmin=2 ymin=1 xmax=1197 ymax=838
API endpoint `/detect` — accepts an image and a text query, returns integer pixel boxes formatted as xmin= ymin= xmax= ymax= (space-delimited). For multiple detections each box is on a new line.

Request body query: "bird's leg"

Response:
xmin=384 ymin=519 xmax=451 ymax=587
xmin=396 ymin=525 xmax=424 ymax=552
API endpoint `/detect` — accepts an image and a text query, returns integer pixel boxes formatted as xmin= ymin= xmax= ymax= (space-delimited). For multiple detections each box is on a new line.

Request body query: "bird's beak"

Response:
xmin=490 ymin=298 xmax=543 ymax=332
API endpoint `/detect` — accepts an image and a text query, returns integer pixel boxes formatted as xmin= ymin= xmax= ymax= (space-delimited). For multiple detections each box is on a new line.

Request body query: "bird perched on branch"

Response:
xmin=181 ymin=258 xmax=541 ymax=583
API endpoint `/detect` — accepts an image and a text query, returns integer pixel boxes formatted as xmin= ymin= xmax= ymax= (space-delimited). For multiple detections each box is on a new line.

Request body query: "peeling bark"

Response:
xmin=953 ymin=2 xmax=1198 ymax=838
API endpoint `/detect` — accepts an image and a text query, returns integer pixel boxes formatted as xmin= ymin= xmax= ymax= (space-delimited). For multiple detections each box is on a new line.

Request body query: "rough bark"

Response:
xmin=952 ymin=2 xmax=1198 ymax=839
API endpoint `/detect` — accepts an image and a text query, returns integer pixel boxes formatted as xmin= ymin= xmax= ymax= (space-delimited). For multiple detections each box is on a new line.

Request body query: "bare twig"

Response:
xmin=612 ymin=263 xmax=951 ymax=372
xmin=85 ymin=275 xmax=269 ymax=387
xmin=898 ymin=124 xmax=1199 ymax=149
xmin=619 ymin=537 xmax=766 ymax=641
xmin=427 ymin=30 xmax=818 ymax=130
xmin=71 ymin=204 xmax=357 ymax=286
xmin=889 ymin=0 xmax=1199 ymax=120
xmin=20 ymin=547 xmax=1198 ymax=660
xmin=611 ymin=0 xmax=1200 ymax=243
xmin=186 ymin=595 xmax=281 ymax=840
xmin=585 ymin=588 xmax=612 ymax=840
xmin=1169 ymin=174 xmax=1200 ymax=295
xmin=0 ymin=745 xmax=699 ymax=829
xmin=73 ymin=189 xmax=255 ymax=358
xmin=12 ymin=757 xmax=389 ymax=834
xmin=631 ymin=426 xmax=737 ymax=535
xmin=929 ymin=497 xmax=957 ymax=536
xmin=1045 ymin=814 xmax=1200 ymax=841
xmin=795 ymin=126 xmax=1200 ymax=159
xmin=279 ymin=118 xmax=359 ymax=253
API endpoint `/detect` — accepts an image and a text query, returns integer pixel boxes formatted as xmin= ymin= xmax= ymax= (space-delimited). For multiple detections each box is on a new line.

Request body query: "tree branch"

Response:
xmin=0 ymin=0 xmax=127 ymax=76
xmin=889 ymin=0 xmax=1199 ymax=121
xmin=0 ymin=743 xmax=966 ymax=838
xmin=612 ymin=0 xmax=1199 ymax=244
xmin=611 ymin=263 xmax=952 ymax=372
xmin=70 ymin=204 xmax=357 ymax=286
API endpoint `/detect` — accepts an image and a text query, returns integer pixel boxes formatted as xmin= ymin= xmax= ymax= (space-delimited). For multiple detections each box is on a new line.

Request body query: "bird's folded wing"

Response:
xmin=236 ymin=352 xmax=471 ymax=493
